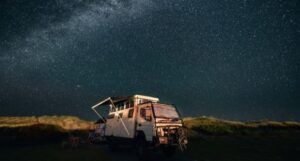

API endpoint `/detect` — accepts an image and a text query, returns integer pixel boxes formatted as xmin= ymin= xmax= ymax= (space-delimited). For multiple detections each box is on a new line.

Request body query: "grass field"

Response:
xmin=0 ymin=116 xmax=94 ymax=130
xmin=184 ymin=117 xmax=300 ymax=136
xmin=0 ymin=116 xmax=299 ymax=161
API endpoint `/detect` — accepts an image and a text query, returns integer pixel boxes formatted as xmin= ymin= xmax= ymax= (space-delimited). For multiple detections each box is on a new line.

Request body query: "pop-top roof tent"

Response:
xmin=92 ymin=95 xmax=159 ymax=106
xmin=91 ymin=94 xmax=159 ymax=120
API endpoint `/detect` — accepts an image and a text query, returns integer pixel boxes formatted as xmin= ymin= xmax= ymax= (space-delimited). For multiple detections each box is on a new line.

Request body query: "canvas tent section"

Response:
xmin=91 ymin=95 xmax=159 ymax=120
xmin=91 ymin=95 xmax=159 ymax=115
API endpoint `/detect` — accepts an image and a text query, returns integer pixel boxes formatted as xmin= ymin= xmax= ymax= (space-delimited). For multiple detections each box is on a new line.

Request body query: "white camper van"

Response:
xmin=91 ymin=94 xmax=188 ymax=156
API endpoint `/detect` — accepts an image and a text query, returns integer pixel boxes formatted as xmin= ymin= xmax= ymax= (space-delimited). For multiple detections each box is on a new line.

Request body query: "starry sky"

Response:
xmin=0 ymin=0 xmax=299 ymax=121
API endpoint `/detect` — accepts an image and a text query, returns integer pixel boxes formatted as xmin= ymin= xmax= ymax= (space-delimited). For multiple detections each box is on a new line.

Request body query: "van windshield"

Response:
xmin=153 ymin=104 xmax=179 ymax=119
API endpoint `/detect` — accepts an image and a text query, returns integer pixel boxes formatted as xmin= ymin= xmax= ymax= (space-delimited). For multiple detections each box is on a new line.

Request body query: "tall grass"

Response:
xmin=0 ymin=116 xmax=95 ymax=130
xmin=0 ymin=116 xmax=95 ymax=145
xmin=184 ymin=117 xmax=300 ymax=137
xmin=1 ymin=115 xmax=299 ymax=145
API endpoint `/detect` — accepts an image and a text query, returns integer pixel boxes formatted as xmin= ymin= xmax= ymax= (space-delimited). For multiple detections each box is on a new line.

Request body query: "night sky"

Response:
xmin=0 ymin=0 xmax=299 ymax=121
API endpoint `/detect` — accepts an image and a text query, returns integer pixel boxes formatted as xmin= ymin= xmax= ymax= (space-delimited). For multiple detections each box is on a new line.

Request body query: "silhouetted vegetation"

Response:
xmin=0 ymin=116 xmax=94 ymax=130
xmin=184 ymin=117 xmax=300 ymax=137
xmin=0 ymin=116 xmax=94 ymax=145
xmin=1 ymin=115 xmax=300 ymax=146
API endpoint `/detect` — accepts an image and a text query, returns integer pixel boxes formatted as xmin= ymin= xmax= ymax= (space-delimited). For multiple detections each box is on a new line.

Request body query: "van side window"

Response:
xmin=128 ymin=109 xmax=134 ymax=118
xmin=117 ymin=103 xmax=124 ymax=110
xmin=140 ymin=107 xmax=152 ymax=121
xmin=130 ymin=99 xmax=134 ymax=107
xmin=109 ymin=105 xmax=115 ymax=112
xmin=125 ymin=101 xmax=129 ymax=109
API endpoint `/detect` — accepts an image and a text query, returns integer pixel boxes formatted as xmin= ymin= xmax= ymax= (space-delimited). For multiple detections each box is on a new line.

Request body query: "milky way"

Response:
xmin=0 ymin=0 xmax=299 ymax=120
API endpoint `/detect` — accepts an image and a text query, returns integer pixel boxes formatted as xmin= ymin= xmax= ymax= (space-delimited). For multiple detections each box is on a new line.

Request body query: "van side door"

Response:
xmin=136 ymin=104 xmax=154 ymax=141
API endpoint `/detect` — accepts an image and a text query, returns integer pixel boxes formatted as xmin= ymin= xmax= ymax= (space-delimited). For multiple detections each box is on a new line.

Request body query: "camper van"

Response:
xmin=91 ymin=94 xmax=188 ymax=156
